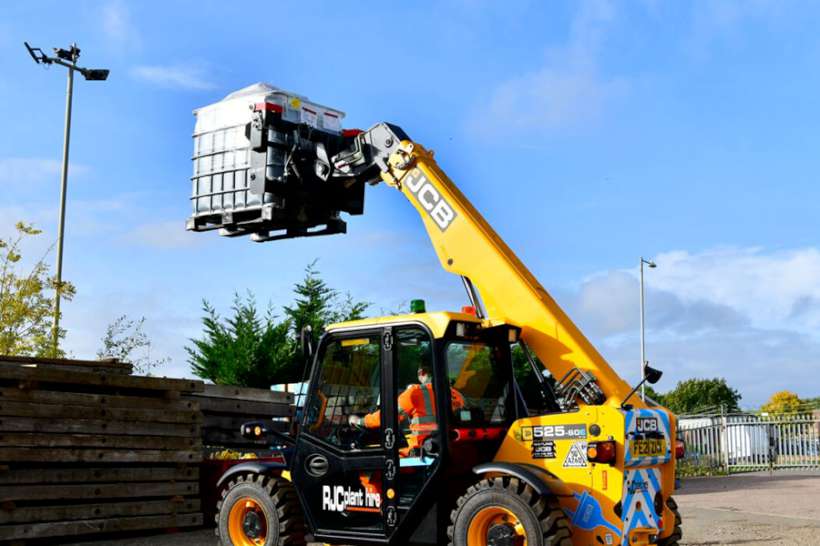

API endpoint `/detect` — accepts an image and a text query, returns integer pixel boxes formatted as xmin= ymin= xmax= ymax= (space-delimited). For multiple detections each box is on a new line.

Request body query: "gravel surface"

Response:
xmin=66 ymin=471 xmax=820 ymax=546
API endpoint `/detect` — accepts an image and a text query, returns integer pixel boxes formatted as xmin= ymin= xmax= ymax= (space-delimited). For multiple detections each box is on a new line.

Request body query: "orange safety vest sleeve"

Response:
xmin=362 ymin=384 xmax=421 ymax=429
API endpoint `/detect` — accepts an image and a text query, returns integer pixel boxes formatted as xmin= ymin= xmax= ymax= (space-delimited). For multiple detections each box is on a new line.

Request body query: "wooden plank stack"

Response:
xmin=0 ymin=356 xmax=205 ymax=543
xmin=186 ymin=384 xmax=294 ymax=450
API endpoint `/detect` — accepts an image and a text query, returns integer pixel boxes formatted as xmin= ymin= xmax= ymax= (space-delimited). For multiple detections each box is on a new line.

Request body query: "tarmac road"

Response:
xmin=675 ymin=471 xmax=820 ymax=545
xmin=67 ymin=471 xmax=820 ymax=546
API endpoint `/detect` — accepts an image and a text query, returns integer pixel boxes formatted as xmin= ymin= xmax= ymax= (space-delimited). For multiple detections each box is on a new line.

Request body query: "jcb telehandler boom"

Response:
xmin=188 ymin=84 xmax=683 ymax=546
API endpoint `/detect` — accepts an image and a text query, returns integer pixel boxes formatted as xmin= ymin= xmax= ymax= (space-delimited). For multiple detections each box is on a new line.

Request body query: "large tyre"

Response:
xmin=216 ymin=473 xmax=305 ymax=546
xmin=448 ymin=476 xmax=572 ymax=546
xmin=658 ymin=497 xmax=682 ymax=545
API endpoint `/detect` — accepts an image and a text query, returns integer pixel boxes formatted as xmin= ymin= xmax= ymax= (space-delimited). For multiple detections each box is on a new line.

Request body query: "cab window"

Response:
xmin=446 ymin=341 xmax=508 ymax=424
xmin=512 ymin=344 xmax=561 ymax=415
xmin=304 ymin=335 xmax=381 ymax=449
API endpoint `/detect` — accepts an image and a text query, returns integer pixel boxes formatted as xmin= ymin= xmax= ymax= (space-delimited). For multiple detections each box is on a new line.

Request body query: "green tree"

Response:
xmin=760 ymin=390 xmax=802 ymax=414
xmin=187 ymin=294 xmax=295 ymax=387
xmin=283 ymin=262 xmax=368 ymax=381
xmin=662 ymin=378 xmax=741 ymax=415
xmin=97 ymin=315 xmax=169 ymax=375
xmin=0 ymin=222 xmax=74 ymax=357
xmin=800 ymin=396 xmax=820 ymax=411
xmin=643 ymin=385 xmax=667 ymax=406
xmin=187 ymin=264 xmax=368 ymax=388
xmin=284 ymin=262 xmax=368 ymax=348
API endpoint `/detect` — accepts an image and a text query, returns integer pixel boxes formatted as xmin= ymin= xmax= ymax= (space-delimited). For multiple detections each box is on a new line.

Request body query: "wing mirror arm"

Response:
xmin=620 ymin=364 xmax=663 ymax=410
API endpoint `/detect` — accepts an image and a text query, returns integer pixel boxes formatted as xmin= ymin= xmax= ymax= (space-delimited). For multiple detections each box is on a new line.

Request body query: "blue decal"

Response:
xmin=620 ymin=469 xmax=662 ymax=546
xmin=565 ymin=492 xmax=621 ymax=536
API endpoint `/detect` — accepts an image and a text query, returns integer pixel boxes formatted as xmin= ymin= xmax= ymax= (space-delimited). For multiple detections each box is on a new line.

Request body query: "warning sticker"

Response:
xmin=531 ymin=439 xmax=556 ymax=459
xmin=563 ymin=442 xmax=588 ymax=468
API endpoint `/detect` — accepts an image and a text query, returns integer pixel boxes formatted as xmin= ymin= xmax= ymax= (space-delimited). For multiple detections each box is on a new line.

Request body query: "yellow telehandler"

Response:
xmin=187 ymin=83 xmax=683 ymax=546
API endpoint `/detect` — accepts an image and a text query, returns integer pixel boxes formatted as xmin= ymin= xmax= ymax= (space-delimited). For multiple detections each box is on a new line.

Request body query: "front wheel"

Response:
xmin=216 ymin=473 xmax=305 ymax=546
xmin=448 ymin=477 xmax=572 ymax=546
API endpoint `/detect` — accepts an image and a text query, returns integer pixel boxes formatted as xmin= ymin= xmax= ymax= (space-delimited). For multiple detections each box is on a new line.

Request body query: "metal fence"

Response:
xmin=678 ymin=412 xmax=820 ymax=473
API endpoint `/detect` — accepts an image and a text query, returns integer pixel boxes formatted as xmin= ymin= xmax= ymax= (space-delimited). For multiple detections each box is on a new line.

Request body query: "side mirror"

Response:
xmin=620 ymin=364 xmax=664 ymax=409
xmin=645 ymin=365 xmax=663 ymax=385
xmin=300 ymin=325 xmax=313 ymax=361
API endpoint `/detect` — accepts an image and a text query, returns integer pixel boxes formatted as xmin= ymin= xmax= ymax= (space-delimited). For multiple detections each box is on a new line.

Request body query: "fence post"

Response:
xmin=721 ymin=405 xmax=730 ymax=474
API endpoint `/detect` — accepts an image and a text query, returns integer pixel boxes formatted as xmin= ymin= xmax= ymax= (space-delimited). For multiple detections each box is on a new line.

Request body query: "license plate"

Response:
xmin=631 ymin=439 xmax=666 ymax=457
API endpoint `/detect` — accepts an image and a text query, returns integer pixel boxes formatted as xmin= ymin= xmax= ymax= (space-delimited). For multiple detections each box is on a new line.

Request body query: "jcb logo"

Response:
xmin=636 ymin=417 xmax=659 ymax=433
xmin=404 ymin=169 xmax=457 ymax=231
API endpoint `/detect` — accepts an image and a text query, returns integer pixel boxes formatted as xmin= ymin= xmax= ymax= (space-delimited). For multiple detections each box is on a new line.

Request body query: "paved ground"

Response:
xmin=676 ymin=471 xmax=820 ymax=545
xmin=66 ymin=471 xmax=820 ymax=546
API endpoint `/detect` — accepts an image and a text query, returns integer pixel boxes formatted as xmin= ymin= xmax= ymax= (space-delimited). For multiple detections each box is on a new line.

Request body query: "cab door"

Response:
xmin=292 ymin=328 xmax=391 ymax=542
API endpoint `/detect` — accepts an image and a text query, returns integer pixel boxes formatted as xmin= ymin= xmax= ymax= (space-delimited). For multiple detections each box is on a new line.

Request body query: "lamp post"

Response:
xmin=24 ymin=42 xmax=109 ymax=353
xmin=640 ymin=257 xmax=657 ymax=401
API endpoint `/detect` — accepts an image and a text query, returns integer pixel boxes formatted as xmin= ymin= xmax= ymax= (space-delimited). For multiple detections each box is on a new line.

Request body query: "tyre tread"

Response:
xmin=216 ymin=472 xmax=306 ymax=546
xmin=658 ymin=496 xmax=683 ymax=546
xmin=448 ymin=477 xmax=573 ymax=546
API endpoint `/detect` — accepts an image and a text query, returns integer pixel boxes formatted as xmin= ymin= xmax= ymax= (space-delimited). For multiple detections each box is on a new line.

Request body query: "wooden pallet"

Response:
xmin=0 ymin=355 xmax=132 ymax=375
xmin=186 ymin=384 xmax=293 ymax=449
xmin=0 ymin=358 xmax=205 ymax=542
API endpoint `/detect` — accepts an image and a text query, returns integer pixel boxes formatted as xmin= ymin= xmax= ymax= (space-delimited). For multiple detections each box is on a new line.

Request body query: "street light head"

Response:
xmin=24 ymin=42 xmax=50 ymax=65
xmin=82 ymin=68 xmax=110 ymax=81
xmin=648 ymin=261 xmax=657 ymax=269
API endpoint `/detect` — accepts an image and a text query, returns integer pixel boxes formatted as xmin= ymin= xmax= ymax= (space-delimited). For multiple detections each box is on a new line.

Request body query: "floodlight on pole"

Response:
xmin=24 ymin=41 xmax=109 ymax=353
xmin=639 ymin=257 xmax=657 ymax=401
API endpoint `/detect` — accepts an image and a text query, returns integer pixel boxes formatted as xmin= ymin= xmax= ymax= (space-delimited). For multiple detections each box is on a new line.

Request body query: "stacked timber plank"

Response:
xmin=185 ymin=384 xmax=294 ymax=450
xmin=0 ymin=356 xmax=204 ymax=543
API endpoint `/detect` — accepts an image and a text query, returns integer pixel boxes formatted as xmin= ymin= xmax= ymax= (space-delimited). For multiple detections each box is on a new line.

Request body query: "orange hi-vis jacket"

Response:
xmin=363 ymin=382 xmax=465 ymax=452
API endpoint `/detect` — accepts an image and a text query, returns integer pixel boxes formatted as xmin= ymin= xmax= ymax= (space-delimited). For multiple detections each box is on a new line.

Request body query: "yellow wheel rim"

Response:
xmin=228 ymin=497 xmax=268 ymax=546
xmin=467 ymin=506 xmax=528 ymax=546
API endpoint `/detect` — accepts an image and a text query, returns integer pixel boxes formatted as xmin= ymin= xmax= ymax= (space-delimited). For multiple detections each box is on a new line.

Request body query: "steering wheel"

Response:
xmin=331 ymin=419 xmax=368 ymax=449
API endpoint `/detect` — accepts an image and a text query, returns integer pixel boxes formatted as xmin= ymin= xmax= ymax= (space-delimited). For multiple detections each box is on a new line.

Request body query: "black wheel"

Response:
xmin=448 ymin=476 xmax=572 ymax=546
xmin=658 ymin=497 xmax=682 ymax=545
xmin=216 ymin=473 xmax=305 ymax=546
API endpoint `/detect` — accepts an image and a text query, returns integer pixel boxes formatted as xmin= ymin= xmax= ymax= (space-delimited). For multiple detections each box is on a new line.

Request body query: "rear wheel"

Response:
xmin=448 ymin=477 xmax=572 ymax=546
xmin=658 ymin=497 xmax=682 ymax=545
xmin=216 ymin=473 xmax=305 ymax=546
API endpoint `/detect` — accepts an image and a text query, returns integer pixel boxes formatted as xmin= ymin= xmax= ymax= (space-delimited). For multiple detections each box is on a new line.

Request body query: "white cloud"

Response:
xmin=101 ymin=0 xmax=141 ymax=50
xmin=0 ymin=157 xmax=89 ymax=186
xmin=563 ymin=246 xmax=820 ymax=406
xmin=650 ymin=247 xmax=820 ymax=331
xmin=469 ymin=0 xmax=628 ymax=134
xmin=127 ymin=220 xmax=202 ymax=249
xmin=131 ymin=65 xmax=217 ymax=91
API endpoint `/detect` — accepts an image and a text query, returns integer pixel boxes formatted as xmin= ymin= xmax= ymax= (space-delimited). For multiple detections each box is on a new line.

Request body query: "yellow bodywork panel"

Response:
xmin=498 ymin=408 xmax=625 ymax=545
xmin=328 ymin=311 xmax=480 ymax=339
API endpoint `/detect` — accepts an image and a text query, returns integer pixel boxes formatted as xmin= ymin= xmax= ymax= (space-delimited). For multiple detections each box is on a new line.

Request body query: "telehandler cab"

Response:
xmin=188 ymin=84 xmax=683 ymax=546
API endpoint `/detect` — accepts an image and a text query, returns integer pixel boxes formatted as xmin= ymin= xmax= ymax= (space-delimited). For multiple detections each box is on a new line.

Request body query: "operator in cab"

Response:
xmin=349 ymin=365 xmax=465 ymax=456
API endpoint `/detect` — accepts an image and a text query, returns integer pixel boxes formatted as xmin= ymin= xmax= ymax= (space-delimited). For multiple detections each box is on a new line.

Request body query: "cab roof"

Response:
xmin=327 ymin=311 xmax=483 ymax=339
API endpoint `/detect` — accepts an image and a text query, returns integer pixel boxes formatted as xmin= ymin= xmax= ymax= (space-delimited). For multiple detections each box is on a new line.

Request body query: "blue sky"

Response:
xmin=2 ymin=1 xmax=820 ymax=407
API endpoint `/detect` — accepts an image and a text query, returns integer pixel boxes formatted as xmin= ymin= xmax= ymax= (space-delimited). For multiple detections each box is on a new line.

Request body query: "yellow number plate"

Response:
xmin=631 ymin=439 xmax=667 ymax=457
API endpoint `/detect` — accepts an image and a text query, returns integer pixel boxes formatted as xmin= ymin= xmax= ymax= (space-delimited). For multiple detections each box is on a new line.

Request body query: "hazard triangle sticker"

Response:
xmin=563 ymin=442 xmax=588 ymax=468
